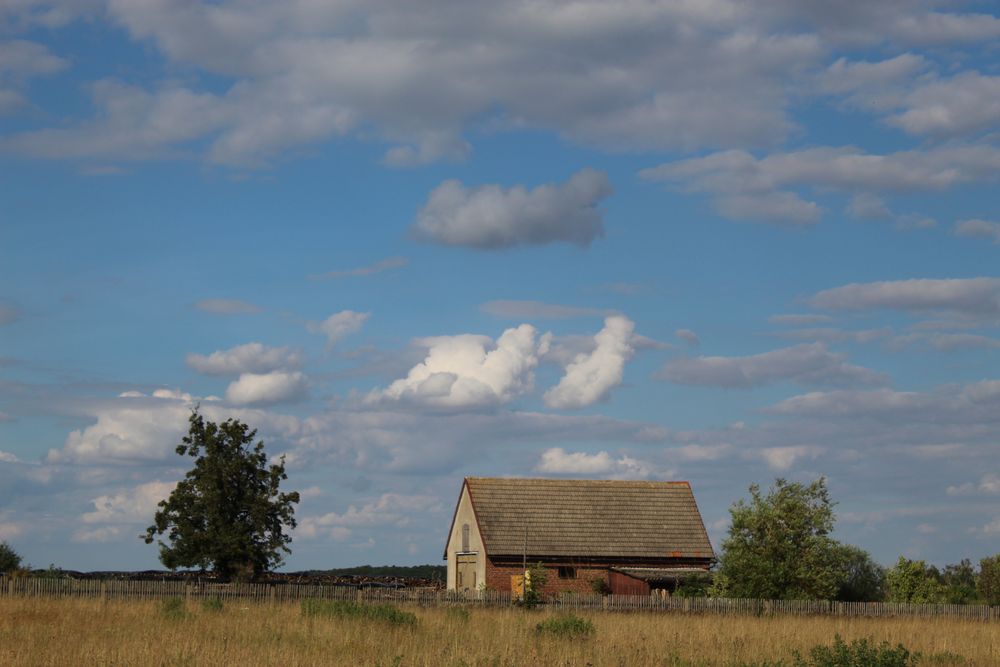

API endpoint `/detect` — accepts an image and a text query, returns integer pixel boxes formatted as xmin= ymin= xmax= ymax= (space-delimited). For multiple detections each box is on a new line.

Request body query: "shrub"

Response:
xmin=300 ymin=598 xmax=417 ymax=626
xmin=160 ymin=597 xmax=187 ymax=620
xmin=201 ymin=596 xmax=224 ymax=612
xmin=589 ymin=577 xmax=611 ymax=596
xmin=792 ymin=635 xmax=914 ymax=667
xmin=534 ymin=614 xmax=595 ymax=639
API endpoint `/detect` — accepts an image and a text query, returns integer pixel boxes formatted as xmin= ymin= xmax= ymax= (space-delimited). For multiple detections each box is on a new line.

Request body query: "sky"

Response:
xmin=1 ymin=0 xmax=999 ymax=572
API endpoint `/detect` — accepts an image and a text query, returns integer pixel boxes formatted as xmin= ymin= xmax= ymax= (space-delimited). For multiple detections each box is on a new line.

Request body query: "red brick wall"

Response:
xmin=485 ymin=559 xmax=609 ymax=595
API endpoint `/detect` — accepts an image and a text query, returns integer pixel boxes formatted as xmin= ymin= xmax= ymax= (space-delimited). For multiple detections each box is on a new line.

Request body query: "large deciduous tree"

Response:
xmin=713 ymin=477 xmax=847 ymax=600
xmin=885 ymin=557 xmax=948 ymax=603
xmin=143 ymin=411 xmax=300 ymax=581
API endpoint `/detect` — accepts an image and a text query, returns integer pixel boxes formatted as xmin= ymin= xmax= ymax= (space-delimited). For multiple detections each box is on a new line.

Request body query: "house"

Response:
xmin=443 ymin=477 xmax=715 ymax=596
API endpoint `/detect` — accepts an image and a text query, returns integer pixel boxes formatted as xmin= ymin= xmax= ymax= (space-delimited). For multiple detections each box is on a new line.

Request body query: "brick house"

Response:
xmin=443 ymin=477 xmax=715 ymax=596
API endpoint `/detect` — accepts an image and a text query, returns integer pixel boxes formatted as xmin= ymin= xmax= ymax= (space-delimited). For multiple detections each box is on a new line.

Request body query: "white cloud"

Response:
xmin=660 ymin=343 xmax=886 ymax=389
xmin=194 ymin=298 xmax=261 ymax=315
xmin=186 ymin=343 xmax=301 ymax=376
xmin=774 ymin=327 xmax=891 ymax=344
xmin=481 ymin=300 xmax=613 ymax=320
xmin=955 ymin=219 xmax=1000 ymax=245
xmin=225 ymin=371 xmax=307 ymax=405
xmin=536 ymin=447 xmax=657 ymax=480
xmin=71 ymin=526 xmax=123 ymax=543
xmin=81 ymin=480 xmax=177 ymax=524
xmin=0 ymin=450 xmax=20 ymax=463
xmin=368 ymin=324 xmax=541 ymax=409
xmin=975 ymin=517 xmax=1000 ymax=537
xmin=889 ymin=332 xmax=1000 ymax=352
xmin=48 ymin=391 xmax=301 ymax=464
xmin=769 ymin=314 xmax=833 ymax=326
xmin=640 ymin=145 xmax=1000 ymax=226
xmin=297 ymin=493 xmax=441 ymax=540
xmin=413 ymin=169 xmax=612 ymax=249
xmin=307 ymin=310 xmax=369 ymax=349
xmin=758 ymin=445 xmax=823 ymax=471
xmin=888 ymin=72 xmax=1000 ymax=138
xmin=0 ymin=521 xmax=24 ymax=540
xmin=810 ymin=278 xmax=1000 ymax=318
xmin=947 ymin=473 xmax=1000 ymax=496
xmin=544 ymin=315 xmax=634 ymax=410
xmin=675 ymin=329 xmax=700 ymax=346
xmin=309 ymin=256 xmax=408 ymax=279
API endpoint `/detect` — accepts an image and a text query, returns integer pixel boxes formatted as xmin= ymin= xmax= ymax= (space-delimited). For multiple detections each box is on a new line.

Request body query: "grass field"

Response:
xmin=1 ymin=597 xmax=997 ymax=666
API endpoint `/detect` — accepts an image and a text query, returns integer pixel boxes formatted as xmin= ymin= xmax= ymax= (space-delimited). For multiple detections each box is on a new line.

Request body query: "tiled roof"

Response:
xmin=465 ymin=477 xmax=714 ymax=560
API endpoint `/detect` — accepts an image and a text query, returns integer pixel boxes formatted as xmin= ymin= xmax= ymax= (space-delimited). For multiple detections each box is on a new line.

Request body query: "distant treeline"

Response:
xmin=302 ymin=565 xmax=446 ymax=580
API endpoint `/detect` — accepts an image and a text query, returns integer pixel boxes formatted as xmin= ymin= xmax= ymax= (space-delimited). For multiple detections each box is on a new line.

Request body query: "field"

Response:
xmin=1 ymin=597 xmax=998 ymax=666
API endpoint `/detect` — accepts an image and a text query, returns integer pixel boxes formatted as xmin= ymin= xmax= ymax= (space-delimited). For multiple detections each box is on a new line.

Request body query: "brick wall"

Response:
xmin=485 ymin=559 xmax=608 ymax=595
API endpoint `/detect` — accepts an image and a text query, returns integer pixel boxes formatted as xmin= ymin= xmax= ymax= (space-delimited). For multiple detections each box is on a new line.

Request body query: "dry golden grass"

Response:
xmin=0 ymin=596 xmax=997 ymax=666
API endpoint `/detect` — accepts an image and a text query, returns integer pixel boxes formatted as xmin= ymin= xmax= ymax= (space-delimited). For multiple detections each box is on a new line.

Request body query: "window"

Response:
xmin=462 ymin=523 xmax=470 ymax=552
xmin=557 ymin=566 xmax=577 ymax=579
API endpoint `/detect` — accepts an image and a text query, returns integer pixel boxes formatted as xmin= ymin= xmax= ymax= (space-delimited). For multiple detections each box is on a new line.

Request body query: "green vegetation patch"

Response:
xmin=300 ymin=598 xmax=417 ymax=626
xmin=534 ymin=613 xmax=595 ymax=639
xmin=160 ymin=596 xmax=188 ymax=620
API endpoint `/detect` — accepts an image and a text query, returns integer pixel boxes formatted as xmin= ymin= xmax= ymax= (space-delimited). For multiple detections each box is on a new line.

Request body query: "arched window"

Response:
xmin=462 ymin=523 xmax=470 ymax=552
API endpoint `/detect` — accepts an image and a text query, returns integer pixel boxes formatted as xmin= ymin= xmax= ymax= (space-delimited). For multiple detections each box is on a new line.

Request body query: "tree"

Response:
xmin=713 ymin=478 xmax=845 ymax=600
xmin=941 ymin=559 xmax=979 ymax=604
xmin=979 ymin=554 xmax=1000 ymax=605
xmin=143 ymin=411 xmax=300 ymax=581
xmin=0 ymin=541 xmax=22 ymax=574
xmin=834 ymin=544 xmax=886 ymax=602
xmin=885 ymin=557 xmax=948 ymax=603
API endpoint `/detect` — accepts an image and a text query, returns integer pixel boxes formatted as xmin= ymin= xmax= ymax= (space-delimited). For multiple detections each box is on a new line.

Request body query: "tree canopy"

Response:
xmin=143 ymin=411 xmax=300 ymax=581
xmin=0 ymin=541 xmax=22 ymax=574
xmin=713 ymin=477 xmax=880 ymax=601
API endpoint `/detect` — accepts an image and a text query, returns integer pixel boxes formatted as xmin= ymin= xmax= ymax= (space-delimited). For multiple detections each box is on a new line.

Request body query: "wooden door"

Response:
xmin=456 ymin=554 xmax=477 ymax=592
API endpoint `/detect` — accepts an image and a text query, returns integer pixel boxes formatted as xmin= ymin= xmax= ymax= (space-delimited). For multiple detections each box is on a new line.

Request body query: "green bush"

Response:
xmin=160 ymin=596 xmax=187 ymax=620
xmin=534 ymin=613 xmax=595 ymax=639
xmin=201 ymin=596 xmax=224 ymax=612
xmin=792 ymin=635 xmax=914 ymax=667
xmin=300 ymin=598 xmax=417 ymax=626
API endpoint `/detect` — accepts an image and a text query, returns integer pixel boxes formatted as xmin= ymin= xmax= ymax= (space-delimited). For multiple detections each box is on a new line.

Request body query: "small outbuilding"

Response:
xmin=443 ymin=477 xmax=714 ymax=596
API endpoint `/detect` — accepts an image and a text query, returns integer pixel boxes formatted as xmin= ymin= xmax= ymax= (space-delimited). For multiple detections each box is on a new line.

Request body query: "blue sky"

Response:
xmin=1 ymin=0 xmax=999 ymax=571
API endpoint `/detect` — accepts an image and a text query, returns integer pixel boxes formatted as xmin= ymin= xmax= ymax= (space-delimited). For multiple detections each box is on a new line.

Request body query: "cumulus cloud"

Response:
xmin=194 ymin=298 xmax=261 ymax=315
xmin=535 ymin=447 xmax=657 ymax=480
xmin=481 ymin=300 xmax=612 ymax=320
xmin=659 ymin=343 xmax=886 ymax=389
xmin=48 ymin=391 xmax=300 ymax=464
xmin=296 ymin=493 xmax=442 ymax=540
xmin=640 ymin=145 xmax=1000 ymax=226
xmin=186 ymin=342 xmax=301 ymax=376
xmin=412 ymin=169 xmax=612 ymax=249
xmin=955 ymin=219 xmax=1000 ymax=244
xmin=947 ymin=473 xmax=1000 ymax=496
xmin=367 ymin=324 xmax=541 ymax=409
xmin=307 ymin=310 xmax=369 ymax=349
xmin=759 ymin=445 xmax=823 ymax=471
xmin=809 ymin=278 xmax=1000 ymax=318
xmin=544 ymin=316 xmax=635 ymax=410
xmin=225 ymin=371 xmax=307 ymax=405
xmin=888 ymin=72 xmax=1000 ymax=139
xmin=81 ymin=480 xmax=177 ymax=524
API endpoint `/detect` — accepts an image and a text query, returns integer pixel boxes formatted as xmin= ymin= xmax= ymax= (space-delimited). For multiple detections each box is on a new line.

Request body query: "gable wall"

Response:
xmin=445 ymin=483 xmax=486 ymax=590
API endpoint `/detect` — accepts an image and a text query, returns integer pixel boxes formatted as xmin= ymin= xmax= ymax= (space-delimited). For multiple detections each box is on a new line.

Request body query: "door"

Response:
xmin=456 ymin=554 xmax=477 ymax=592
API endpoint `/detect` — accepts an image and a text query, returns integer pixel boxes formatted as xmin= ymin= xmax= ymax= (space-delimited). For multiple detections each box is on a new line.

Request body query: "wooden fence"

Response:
xmin=2 ymin=578 xmax=998 ymax=621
